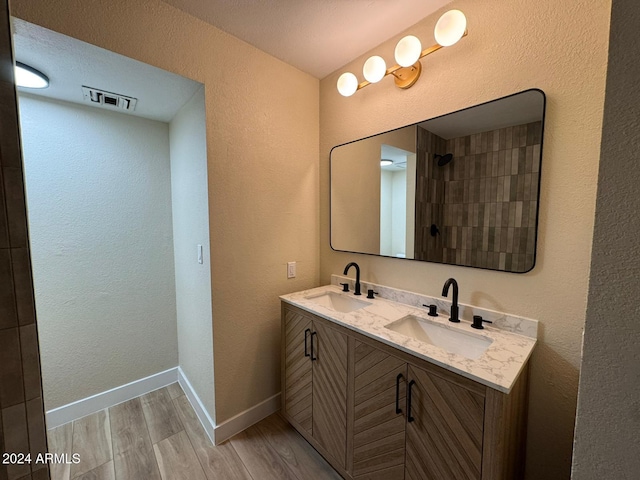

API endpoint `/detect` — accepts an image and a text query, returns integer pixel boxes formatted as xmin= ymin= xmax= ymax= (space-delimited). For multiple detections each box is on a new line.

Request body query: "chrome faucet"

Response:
xmin=343 ymin=262 xmax=362 ymax=296
xmin=442 ymin=278 xmax=460 ymax=323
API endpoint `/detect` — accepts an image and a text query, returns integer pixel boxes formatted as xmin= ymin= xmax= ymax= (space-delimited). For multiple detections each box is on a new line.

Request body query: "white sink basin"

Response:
xmin=305 ymin=291 xmax=371 ymax=313
xmin=385 ymin=315 xmax=493 ymax=360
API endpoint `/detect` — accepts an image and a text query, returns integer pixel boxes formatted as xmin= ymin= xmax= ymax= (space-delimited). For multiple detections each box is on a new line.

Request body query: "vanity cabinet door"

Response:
xmin=352 ymin=341 xmax=407 ymax=480
xmin=405 ymin=365 xmax=485 ymax=480
xmin=283 ymin=308 xmax=313 ymax=436
xmin=311 ymin=319 xmax=348 ymax=469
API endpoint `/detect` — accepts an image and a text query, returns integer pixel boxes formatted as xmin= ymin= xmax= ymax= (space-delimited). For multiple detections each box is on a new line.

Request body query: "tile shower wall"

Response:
xmin=415 ymin=126 xmax=447 ymax=263
xmin=0 ymin=2 xmax=49 ymax=480
xmin=415 ymin=122 xmax=542 ymax=272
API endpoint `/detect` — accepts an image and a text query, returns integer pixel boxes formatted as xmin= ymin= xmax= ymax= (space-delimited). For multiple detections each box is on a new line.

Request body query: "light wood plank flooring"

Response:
xmin=47 ymin=384 xmax=341 ymax=480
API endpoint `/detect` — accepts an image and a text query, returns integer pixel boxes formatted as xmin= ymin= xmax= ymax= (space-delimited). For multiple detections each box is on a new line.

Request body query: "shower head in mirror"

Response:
xmin=434 ymin=153 xmax=453 ymax=167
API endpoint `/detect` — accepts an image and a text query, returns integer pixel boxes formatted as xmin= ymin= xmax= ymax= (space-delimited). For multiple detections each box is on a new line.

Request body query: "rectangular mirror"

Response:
xmin=330 ymin=89 xmax=546 ymax=273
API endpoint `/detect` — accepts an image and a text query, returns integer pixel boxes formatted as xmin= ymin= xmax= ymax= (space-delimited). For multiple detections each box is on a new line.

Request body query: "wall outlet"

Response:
xmin=287 ymin=261 xmax=296 ymax=279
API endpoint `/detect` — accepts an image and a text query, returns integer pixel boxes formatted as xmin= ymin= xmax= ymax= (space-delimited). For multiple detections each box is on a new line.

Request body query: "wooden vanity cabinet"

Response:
xmin=351 ymin=341 xmax=407 ymax=479
xmin=351 ymin=340 xmax=485 ymax=480
xmin=282 ymin=306 xmax=314 ymax=435
xmin=281 ymin=304 xmax=529 ymax=480
xmin=404 ymin=364 xmax=485 ymax=480
xmin=282 ymin=305 xmax=349 ymax=472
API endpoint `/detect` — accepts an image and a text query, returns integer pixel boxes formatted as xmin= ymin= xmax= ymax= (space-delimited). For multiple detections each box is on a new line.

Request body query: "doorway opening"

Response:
xmin=13 ymin=17 xmax=216 ymax=451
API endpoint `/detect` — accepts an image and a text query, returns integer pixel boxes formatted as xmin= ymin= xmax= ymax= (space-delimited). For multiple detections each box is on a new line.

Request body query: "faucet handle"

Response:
xmin=340 ymin=282 xmax=349 ymax=292
xmin=471 ymin=315 xmax=493 ymax=329
xmin=423 ymin=304 xmax=438 ymax=317
xmin=366 ymin=289 xmax=378 ymax=299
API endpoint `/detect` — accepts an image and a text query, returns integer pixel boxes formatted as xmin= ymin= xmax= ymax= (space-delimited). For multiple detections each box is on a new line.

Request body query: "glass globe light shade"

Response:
xmin=363 ymin=56 xmax=387 ymax=83
xmin=394 ymin=35 xmax=422 ymax=68
xmin=434 ymin=10 xmax=467 ymax=47
xmin=337 ymin=72 xmax=358 ymax=97
xmin=380 ymin=159 xmax=393 ymax=167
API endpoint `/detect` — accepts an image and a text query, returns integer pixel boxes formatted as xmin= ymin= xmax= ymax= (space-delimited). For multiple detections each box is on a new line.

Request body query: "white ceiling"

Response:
xmin=159 ymin=0 xmax=452 ymax=78
xmin=420 ymin=90 xmax=546 ymax=139
xmin=12 ymin=18 xmax=201 ymax=122
xmin=381 ymin=144 xmax=411 ymax=171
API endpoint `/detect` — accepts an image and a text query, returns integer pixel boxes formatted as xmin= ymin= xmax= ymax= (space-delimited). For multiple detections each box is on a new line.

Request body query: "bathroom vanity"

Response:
xmin=280 ymin=278 xmax=536 ymax=480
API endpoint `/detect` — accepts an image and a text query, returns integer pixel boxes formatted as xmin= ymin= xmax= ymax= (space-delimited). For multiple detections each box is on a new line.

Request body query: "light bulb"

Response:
xmin=337 ymin=72 xmax=358 ymax=97
xmin=434 ymin=10 xmax=467 ymax=47
xmin=362 ymin=56 xmax=387 ymax=83
xmin=15 ymin=62 xmax=49 ymax=89
xmin=394 ymin=35 xmax=422 ymax=68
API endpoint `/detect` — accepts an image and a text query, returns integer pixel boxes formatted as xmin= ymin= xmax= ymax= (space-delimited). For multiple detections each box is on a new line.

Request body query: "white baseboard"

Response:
xmin=213 ymin=392 xmax=281 ymax=445
xmin=177 ymin=367 xmax=216 ymax=445
xmin=45 ymin=366 xmax=279 ymax=449
xmin=46 ymin=367 xmax=178 ymax=429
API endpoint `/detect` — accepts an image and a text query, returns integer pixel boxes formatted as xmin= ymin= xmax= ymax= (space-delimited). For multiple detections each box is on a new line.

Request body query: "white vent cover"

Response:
xmin=81 ymin=86 xmax=137 ymax=112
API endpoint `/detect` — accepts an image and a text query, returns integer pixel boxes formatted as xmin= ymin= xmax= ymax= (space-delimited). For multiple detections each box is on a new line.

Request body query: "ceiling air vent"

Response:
xmin=81 ymin=86 xmax=137 ymax=112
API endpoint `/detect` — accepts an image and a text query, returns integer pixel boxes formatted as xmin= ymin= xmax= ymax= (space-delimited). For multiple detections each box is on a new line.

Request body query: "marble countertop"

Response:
xmin=280 ymin=284 xmax=537 ymax=394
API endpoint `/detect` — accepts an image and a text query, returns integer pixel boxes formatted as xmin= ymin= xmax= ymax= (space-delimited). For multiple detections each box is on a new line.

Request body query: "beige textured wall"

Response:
xmin=11 ymin=0 xmax=320 ymax=423
xmin=320 ymin=0 xmax=610 ymax=478
xmin=331 ymin=125 xmax=415 ymax=254
xmin=572 ymin=0 xmax=640 ymax=477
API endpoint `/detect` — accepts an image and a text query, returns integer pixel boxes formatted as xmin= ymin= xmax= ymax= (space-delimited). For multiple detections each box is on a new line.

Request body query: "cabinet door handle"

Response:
xmin=304 ymin=329 xmax=311 ymax=357
xmin=396 ymin=373 xmax=404 ymax=414
xmin=407 ymin=380 xmax=416 ymax=423
xmin=310 ymin=332 xmax=317 ymax=361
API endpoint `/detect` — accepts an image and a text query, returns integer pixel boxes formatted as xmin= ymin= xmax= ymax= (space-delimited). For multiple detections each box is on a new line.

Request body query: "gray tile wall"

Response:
xmin=0 ymin=2 xmax=49 ymax=479
xmin=415 ymin=127 xmax=447 ymax=263
xmin=415 ymin=122 xmax=542 ymax=272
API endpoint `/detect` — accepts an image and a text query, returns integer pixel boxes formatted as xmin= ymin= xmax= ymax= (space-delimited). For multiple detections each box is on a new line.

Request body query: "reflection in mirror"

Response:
xmin=330 ymin=89 xmax=546 ymax=273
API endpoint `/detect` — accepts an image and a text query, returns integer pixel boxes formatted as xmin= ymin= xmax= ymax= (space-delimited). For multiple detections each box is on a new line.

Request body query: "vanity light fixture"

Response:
xmin=15 ymin=62 xmax=49 ymax=89
xmin=337 ymin=9 xmax=467 ymax=97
